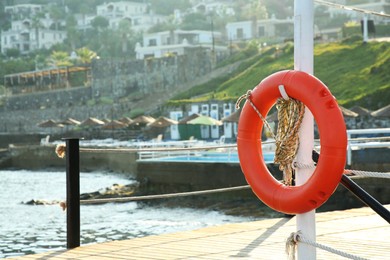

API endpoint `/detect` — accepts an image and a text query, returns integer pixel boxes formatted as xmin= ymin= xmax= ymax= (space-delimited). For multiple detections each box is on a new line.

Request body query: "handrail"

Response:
xmin=312 ymin=150 xmax=390 ymax=224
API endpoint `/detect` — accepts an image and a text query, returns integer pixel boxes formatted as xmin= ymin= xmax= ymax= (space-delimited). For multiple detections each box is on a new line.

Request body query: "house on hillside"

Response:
xmin=4 ymin=4 xmax=43 ymax=19
xmin=191 ymin=1 xmax=235 ymax=17
xmin=226 ymin=15 xmax=294 ymax=42
xmin=96 ymin=1 xmax=167 ymax=31
xmin=326 ymin=0 xmax=390 ymax=24
xmin=135 ymin=29 xmax=227 ymax=59
xmin=1 ymin=4 xmax=67 ymax=55
xmin=1 ymin=12 xmax=66 ymax=55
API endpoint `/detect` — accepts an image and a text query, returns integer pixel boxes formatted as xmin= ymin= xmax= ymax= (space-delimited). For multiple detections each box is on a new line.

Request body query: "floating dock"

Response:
xmin=12 ymin=204 xmax=389 ymax=259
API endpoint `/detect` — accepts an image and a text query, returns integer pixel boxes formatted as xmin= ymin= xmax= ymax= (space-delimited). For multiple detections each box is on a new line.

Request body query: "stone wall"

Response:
xmin=3 ymin=86 xmax=92 ymax=111
xmin=0 ymin=49 xmax=214 ymax=135
xmin=91 ymin=49 xmax=212 ymax=98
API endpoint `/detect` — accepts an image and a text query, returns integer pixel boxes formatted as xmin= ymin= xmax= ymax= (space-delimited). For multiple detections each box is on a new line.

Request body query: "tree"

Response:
xmin=49 ymin=5 xmax=65 ymax=30
xmin=47 ymin=50 xmax=73 ymax=68
xmin=91 ymin=16 xmax=109 ymax=32
xmin=75 ymin=47 xmax=97 ymax=65
xmin=180 ymin=13 xmax=211 ymax=30
xmin=149 ymin=0 xmax=191 ymax=15
xmin=31 ymin=12 xmax=45 ymax=50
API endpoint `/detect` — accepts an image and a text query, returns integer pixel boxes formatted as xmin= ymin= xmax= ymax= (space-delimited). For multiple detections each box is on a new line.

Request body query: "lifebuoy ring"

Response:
xmin=237 ymin=70 xmax=347 ymax=214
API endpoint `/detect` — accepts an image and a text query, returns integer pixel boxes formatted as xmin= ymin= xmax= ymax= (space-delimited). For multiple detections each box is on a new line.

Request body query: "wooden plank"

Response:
xmin=11 ymin=205 xmax=390 ymax=260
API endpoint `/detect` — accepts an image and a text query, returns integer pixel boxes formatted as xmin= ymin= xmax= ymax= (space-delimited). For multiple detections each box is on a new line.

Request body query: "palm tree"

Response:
xmin=75 ymin=47 xmax=97 ymax=65
xmin=31 ymin=12 xmax=45 ymax=50
xmin=48 ymin=51 xmax=73 ymax=68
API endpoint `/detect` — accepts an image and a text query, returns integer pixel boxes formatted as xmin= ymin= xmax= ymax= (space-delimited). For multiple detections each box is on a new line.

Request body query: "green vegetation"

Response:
xmin=168 ymin=39 xmax=390 ymax=110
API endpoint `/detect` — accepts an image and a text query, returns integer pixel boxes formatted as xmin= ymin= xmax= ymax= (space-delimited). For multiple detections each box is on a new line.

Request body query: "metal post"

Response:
xmin=312 ymin=150 xmax=390 ymax=224
xmin=340 ymin=175 xmax=390 ymax=224
xmin=65 ymin=138 xmax=80 ymax=249
xmin=294 ymin=0 xmax=316 ymax=259
xmin=363 ymin=14 xmax=368 ymax=43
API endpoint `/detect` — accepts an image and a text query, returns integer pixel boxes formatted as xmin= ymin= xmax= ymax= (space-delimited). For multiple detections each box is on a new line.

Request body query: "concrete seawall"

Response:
xmin=3 ymin=145 xmax=138 ymax=176
xmin=1 ymin=144 xmax=389 ymax=215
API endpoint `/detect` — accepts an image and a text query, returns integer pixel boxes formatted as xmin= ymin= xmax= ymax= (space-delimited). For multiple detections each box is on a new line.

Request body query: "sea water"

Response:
xmin=0 ymin=170 xmax=254 ymax=258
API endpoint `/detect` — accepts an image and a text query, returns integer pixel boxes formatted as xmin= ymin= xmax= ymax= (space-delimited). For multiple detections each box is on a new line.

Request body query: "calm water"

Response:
xmin=0 ymin=170 xmax=255 ymax=258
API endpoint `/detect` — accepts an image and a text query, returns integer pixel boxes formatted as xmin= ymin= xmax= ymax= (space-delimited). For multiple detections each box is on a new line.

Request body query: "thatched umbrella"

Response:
xmin=349 ymin=106 xmax=372 ymax=117
xmin=101 ymin=120 xmax=127 ymax=130
xmin=372 ymin=104 xmax=390 ymax=117
xmin=221 ymin=109 xmax=241 ymax=123
xmin=148 ymin=116 xmax=178 ymax=128
xmin=59 ymin=118 xmax=81 ymax=126
xmin=187 ymin=115 xmax=223 ymax=126
xmin=37 ymin=119 xmax=64 ymax=128
xmin=339 ymin=106 xmax=358 ymax=118
xmin=37 ymin=119 xmax=64 ymax=134
xmin=131 ymin=115 xmax=155 ymax=126
xmin=118 ymin=117 xmax=133 ymax=125
xmin=178 ymin=113 xmax=200 ymax=124
xmin=80 ymin=117 xmax=105 ymax=127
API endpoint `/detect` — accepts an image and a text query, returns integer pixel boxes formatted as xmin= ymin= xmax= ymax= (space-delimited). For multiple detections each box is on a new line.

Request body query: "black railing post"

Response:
xmin=312 ymin=150 xmax=390 ymax=224
xmin=65 ymin=138 xmax=80 ymax=248
xmin=340 ymin=175 xmax=390 ymax=224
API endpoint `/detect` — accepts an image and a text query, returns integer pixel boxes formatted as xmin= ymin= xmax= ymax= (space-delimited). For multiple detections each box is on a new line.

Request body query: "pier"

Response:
xmin=12 ymin=204 xmax=390 ymax=259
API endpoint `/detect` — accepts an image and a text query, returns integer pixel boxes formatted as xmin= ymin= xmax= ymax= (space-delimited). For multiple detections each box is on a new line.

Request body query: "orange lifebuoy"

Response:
xmin=237 ymin=70 xmax=347 ymax=214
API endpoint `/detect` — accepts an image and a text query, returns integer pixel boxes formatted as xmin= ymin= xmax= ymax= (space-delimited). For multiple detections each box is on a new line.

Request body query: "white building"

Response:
xmin=226 ymin=16 xmax=294 ymax=42
xmin=97 ymin=1 xmax=148 ymax=18
xmin=5 ymin=4 xmax=43 ymax=19
xmin=192 ymin=1 xmax=235 ymax=17
xmin=325 ymin=0 xmax=390 ymax=24
xmin=96 ymin=1 xmax=167 ymax=31
xmin=1 ymin=19 xmax=66 ymax=54
xmin=135 ymin=29 xmax=226 ymax=59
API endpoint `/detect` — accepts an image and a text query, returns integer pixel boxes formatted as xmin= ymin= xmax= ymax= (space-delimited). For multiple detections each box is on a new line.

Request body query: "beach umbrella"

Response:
xmin=59 ymin=118 xmax=81 ymax=126
xmin=178 ymin=113 xmax=200 ymax=124
xmin=339 ymin=106 xmax=358 ymax=118
xmin=118 ymin=117 xmax=133 ymax=125
xmin=221 ymin=109 xmax=241 ymax=123
xmin=37 ymin=119 xmax=64 ymax=128
xmin=371 ymin=104 xmax=390 ymax=117
xmin=349 ymin=106 xmax=372 ymax=117
xmin=187 ymin=115 xmax=223 ymax=126
xmin=148 ymin=116 xmax=178 ymax=128
xmin=130 ymin=115 xmax=155 ymax=125
xmin=101 ymin=120 xmax=127 ymax=130
xmin=80 ymin=117 xmax=105 ymax=127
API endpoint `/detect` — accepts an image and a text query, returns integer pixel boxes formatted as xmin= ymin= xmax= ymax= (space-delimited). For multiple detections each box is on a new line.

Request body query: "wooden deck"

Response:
xmin=13 ymin=205 xmax=390 ymax=260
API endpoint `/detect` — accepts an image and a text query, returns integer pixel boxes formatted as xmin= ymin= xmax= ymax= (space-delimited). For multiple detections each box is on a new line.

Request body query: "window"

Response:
xmin=258 ymin=26 xmax=265 ymax=37
xmin=148 ymin=39 xmax=157 ymax=46
xmin=237 ymin=28 xmax=244 ymax=39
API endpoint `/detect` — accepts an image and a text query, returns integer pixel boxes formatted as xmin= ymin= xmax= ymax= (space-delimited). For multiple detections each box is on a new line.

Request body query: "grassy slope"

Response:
xmin=168 ymin=40 xmax=390 ymax=110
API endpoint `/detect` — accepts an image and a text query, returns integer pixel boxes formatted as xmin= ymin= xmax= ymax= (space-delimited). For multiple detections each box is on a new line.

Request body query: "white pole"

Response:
xmin=363 ymin=14 xmax=368 ymax=43
xmin=294 ymin=0 xmax=316 ymax=259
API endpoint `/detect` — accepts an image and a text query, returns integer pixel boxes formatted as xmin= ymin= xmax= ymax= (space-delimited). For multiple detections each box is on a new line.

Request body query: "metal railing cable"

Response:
xmin=77 ymin=185 xmax=251 ymax=205
xmin=286 ymin=232 xmax=369 ymax=260
xmin=56 ymin=136 xmax=390 ymax=154
xmin=293 ymin=161 xmax=390 ymax=179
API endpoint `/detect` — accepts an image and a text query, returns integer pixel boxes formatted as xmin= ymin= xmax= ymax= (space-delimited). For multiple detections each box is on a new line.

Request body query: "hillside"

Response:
xmin=167 ymin=38 xmax=390 ymax=110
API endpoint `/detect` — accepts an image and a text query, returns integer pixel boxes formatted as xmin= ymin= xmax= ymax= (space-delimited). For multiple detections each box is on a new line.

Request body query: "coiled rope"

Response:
xmin=286 ymin=231 xmax=369 ymax=260
xmin=236 ymin=89 xmax=305 ymax=185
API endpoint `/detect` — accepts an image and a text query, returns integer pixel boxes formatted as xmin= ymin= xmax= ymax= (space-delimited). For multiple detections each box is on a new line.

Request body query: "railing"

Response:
xmin=347 ymin=128 xmax=390 ymax=165
xmin=63 ymin=137 xmax=390 ymax=251
xmin=138 ymin=147 xmax=237 ymax=162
